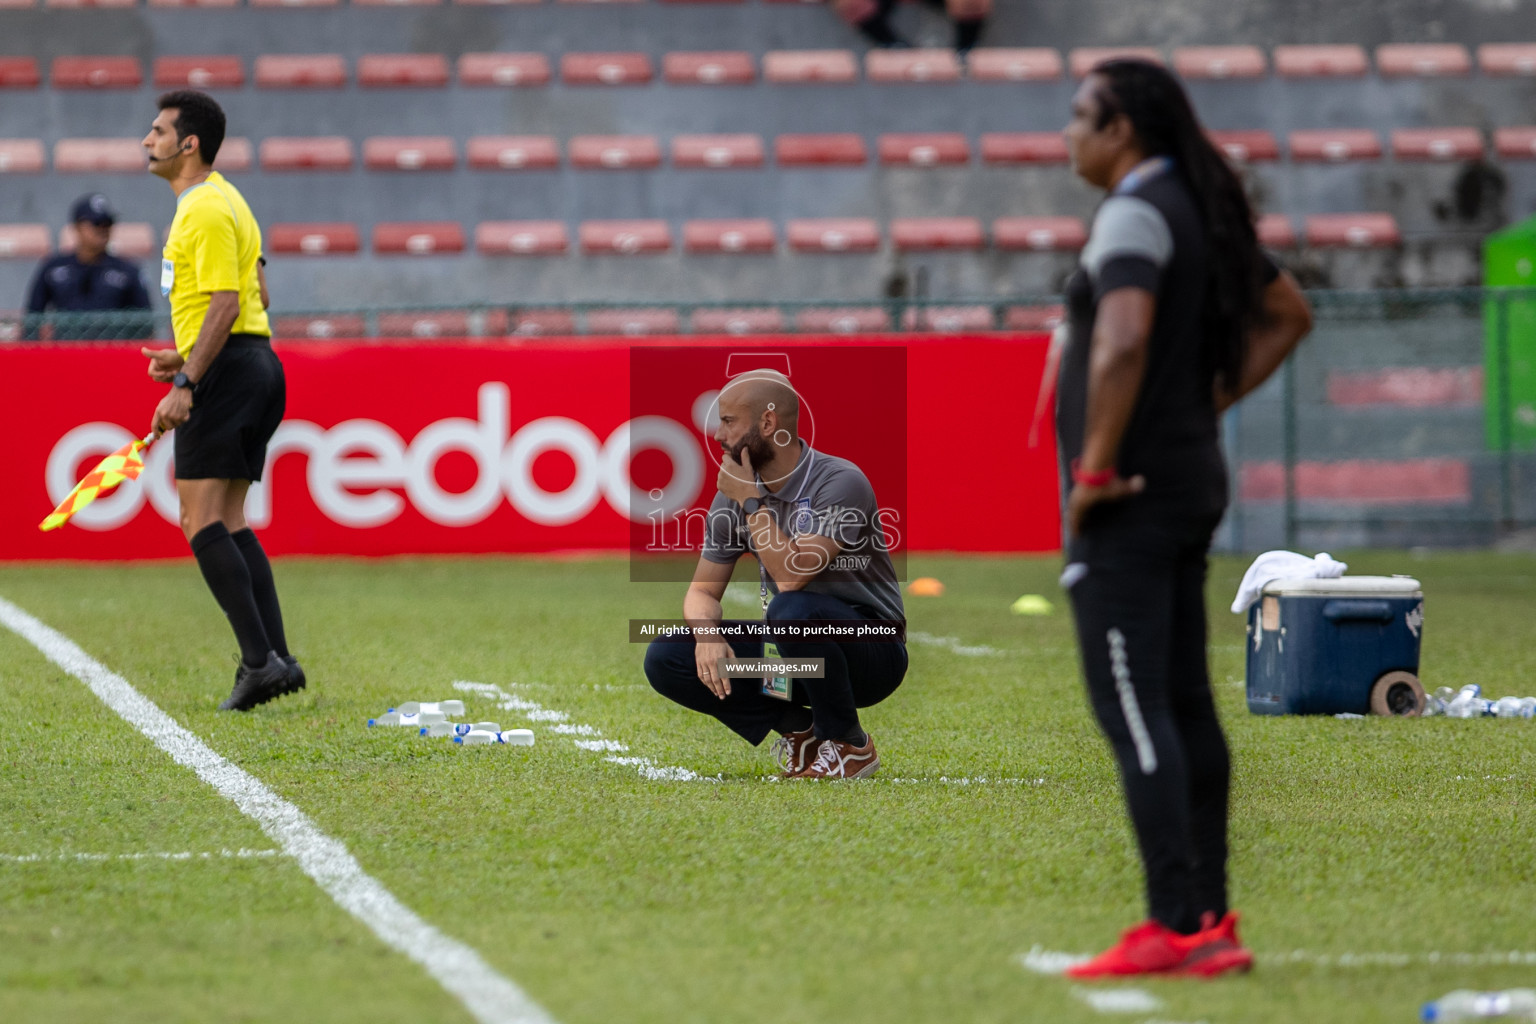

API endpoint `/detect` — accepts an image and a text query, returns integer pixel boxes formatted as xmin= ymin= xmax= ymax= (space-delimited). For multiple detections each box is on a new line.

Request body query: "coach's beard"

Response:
xmin=725 ymin=431 xmax=776 ymax=470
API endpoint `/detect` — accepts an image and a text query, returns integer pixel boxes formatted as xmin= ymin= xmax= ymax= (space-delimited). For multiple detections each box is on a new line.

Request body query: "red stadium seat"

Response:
xmin=217 ymin=136 xmax=253 ymax=172
xmin=259 ymin=136 xmax=355 ymax=171
xmin=579 ymin=220 xmax=672 ymax=254
xmin=1257 ymin=213 xmax=1296 ymax=249
xmin=466 ymin=135 xmax=561 ymax=170
xmin=1004 ymin=304 xmax=1064 ymax=331
xmin=866 ymin=48 xmax=961 ymax=83
xmin=561 ymin=53 xmax=653 ymax=86
xmin=254 ymin=55 xmax=347 ymax=89
xmin=1289 ymin=129 xmax=1382 ymax=162
xmin=992 ymin=216 xmax=1087 ymax=251
xmin=1494 ymin=127 xmax=1536 ymax=159
xmin=1391 ymin=127 xmax=1483 ymax=161
xmin=1478 ymin=43 xmax=1536 ymax=76
xmin=44 ymin=0 xmax=135 ymax=8
xmin=966 ymin=48 xmax=1063 ymax=82
xmin=980 ymin=132 xmax=1068 ymax=165
xmin=891 ymin=217 xmax=984 ymax=251
xmin=149 ymin=0 xmax=240 ymax=7
xmin=0 ymin=58 xmax=40 ymax=88
xmin=152 ymin=56 xmax=243 ymax=88
xmin=587 ymin=309 xmax=681 ymax=335
xmin=60 ymin=222 xmax=156 ymax=259
xmin=691 ymin=308 xmax=785 ymax=334
xmin=354 ymin=0 xmax=442 ymax=6
xmin=570 ymin=135 xmax=662 ymax=170
xmin=775 ymin=133 xmax=868 ymax=166
xmin=683 ymin=218 xmax=776 ymax=253
xmin=786 ymin=218 xmax=880 ymax=253
xmin=663 ymin=52 xmax=755 ymax=85
xmin=1173 ymin=45 xmax=1266 ymax=79
xmin=364 ymin=136 xmax=457 ymax=171
xmin=508 ymin=310 xmax=577 ymax=336
xmin=794 ymin=307 xmax=889 ymax=333
xmin=902 ymin=305 xmax=994 ymax=331
xmin=358 ymin=55 xmax=449 ymax=87
xmin=0 ymin=139 xmax=46 ymax=173
xmin=266 ymin=223 xmax=361 ymax=255
xmin=0 ymin=224 xmax=50 ymax=259
xmin=0 ymin=0 xmax=31 ymax=7
xmin=250 ymin=0 xmax=339 ymax=8
xmin=1376 ymin=44 xmax=1470 ymax=77
xmin=1209 ymin=130 xmax=1280 ymax=163
xmin=671 ymin=134 xmax=764 ymax=169
xmin=475 ymin=221 xmax=569 ymax=255
xmin=54 ymin=139 xmax=144 ymax=173
xmin=878 ymin=133 xmax=970 ymax=166
xmin=763 ymin=50 xmax=858 ymax=84
xmin=1304 ymin=213 xmax=1401 ymax=249
xmin=272 ymin=314 xmax=366 ymax=339
xmin=374 ymin=222 xmax=465 ymax=255
xmin=458 ymin=53 xmax=551 ymax=87
xmin=1069 ymin=47 xmax=1163 ymax=78
xmin=375 ymin=314 xmax=478 ymax=341
xmin=454 ymin=0 xmax=542 ymax=4
xmin=52 ymin=56 xmax=142 ymax=89
xmin=1273 ymin=44 xmax=1368 ymax=78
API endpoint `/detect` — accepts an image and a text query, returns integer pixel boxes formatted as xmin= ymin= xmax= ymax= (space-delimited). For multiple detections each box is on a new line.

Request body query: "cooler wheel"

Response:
xmin=1369 ymin=670 xmax=1425 ymax=717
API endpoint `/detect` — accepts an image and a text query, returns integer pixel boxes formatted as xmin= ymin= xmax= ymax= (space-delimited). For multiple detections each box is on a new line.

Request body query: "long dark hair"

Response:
xmin=1091 ymin=59 xmax=1264 ymax=392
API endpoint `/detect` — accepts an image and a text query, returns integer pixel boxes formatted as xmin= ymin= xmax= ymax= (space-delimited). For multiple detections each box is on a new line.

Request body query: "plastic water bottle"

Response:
xmin=1422 ymin=694 xmax=1445 ymax=717
xmin=1446 ymin=686 xmax=1483 ymax=719
xmin=399 ymin=700 xmax=465 ymax=718
xmin=1494 ymin=696 xmax=1525 ymax=718
xmin=1421 ymin=989 xmax=1536 ymax=1021
xmin=1521 ymin=697 xmax=1536 ymax=719
xmin=368 ymin=709 xmax=420 ymax=727
xmin=453 ymin=728 xmax=535 ymax=746
xmin=420 ymin=722 xmax=473 ymax=738
xmin=501 ymin=728 xmax=534 ymax=746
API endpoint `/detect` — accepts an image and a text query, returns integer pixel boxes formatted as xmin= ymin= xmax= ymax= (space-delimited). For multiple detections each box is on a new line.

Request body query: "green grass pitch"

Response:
xmin=2 ymin=551 xmax=1534 ymax=1024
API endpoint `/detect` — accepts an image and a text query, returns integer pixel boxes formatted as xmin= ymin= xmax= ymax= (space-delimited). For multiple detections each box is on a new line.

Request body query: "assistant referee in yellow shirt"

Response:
xmin=139 ymin=90 xmax=303 ymax=712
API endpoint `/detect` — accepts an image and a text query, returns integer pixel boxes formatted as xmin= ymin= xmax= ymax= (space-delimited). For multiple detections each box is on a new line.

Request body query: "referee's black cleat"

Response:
xmin=279 ymin=655 xmax=306 ymax=696
xmin=218 ymin=651 xmax=289 ymax=711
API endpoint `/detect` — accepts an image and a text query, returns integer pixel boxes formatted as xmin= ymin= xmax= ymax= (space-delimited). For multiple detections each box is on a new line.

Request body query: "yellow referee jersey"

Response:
xmin=161 ymin=171 xmax=270 ymax=359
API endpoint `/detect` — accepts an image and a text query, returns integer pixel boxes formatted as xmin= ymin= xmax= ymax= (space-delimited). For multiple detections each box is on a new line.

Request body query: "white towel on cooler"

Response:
xmin=1231 ymin=550 xmax=1348 ymax=613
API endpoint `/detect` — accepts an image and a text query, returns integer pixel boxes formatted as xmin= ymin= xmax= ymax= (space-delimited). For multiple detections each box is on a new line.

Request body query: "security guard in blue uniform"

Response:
xmin=25 ymin=194 xmax=152 ymax=338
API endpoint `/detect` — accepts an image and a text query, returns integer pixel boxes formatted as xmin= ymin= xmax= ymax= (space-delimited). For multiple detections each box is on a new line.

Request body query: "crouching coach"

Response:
xmin=643 ymin=370 xmax=906 ymax=779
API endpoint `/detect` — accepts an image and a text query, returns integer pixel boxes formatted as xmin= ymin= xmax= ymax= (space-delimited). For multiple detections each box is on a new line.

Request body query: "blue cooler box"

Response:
xmin=1245 ymin=576 xmax=1425 ymax=716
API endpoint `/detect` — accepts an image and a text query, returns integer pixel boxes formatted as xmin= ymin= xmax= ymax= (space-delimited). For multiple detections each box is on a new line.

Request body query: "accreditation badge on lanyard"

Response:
xmin=758 ymin=556 xmax=792 ymax=701
xmin=160 ymin=258 xmax=174 ymax=298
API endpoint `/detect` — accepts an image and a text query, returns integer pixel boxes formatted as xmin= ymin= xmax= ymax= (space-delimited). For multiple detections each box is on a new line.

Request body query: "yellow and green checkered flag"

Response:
xmin=40 ymin=433 xmax=156 ymax=532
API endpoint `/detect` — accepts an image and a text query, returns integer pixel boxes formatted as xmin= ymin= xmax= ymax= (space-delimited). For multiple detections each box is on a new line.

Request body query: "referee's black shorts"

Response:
xmin=174 ymin=333 xmax=285 ymax=482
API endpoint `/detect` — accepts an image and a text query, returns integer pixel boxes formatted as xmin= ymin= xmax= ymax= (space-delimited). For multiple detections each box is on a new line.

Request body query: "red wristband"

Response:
xmin=1071 ymin=459 xmax=1116 ymax=487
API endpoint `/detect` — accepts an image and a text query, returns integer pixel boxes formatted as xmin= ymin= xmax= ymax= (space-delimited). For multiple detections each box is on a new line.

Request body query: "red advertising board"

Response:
xmin=0 ymin=333 xmax=1058 ymax=560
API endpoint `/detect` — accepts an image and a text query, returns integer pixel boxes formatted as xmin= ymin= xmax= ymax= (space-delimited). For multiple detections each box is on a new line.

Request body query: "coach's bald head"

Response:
xmin=723 ymin=369 xmax=799 ymax=437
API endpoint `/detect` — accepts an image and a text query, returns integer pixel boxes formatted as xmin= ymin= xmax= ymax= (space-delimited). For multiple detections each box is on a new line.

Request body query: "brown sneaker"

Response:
xmin=796 ymin=733 xmax=879 ymax=780
xmin=769 ymin=727 xmax=820 ymax=777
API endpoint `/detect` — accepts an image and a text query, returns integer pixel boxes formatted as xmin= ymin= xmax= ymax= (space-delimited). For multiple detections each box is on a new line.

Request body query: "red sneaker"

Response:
xmin=768 ymin=727 xmax=820 ymax=777
xmin=1065 ymin=920 xmax=1198 ymax=979
xmin=1177 ymin=911 xmax=1254 ymax=978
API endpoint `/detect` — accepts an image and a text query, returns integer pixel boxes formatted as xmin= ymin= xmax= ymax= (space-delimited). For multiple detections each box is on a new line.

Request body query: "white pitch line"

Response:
xmin=452 ymin=680 xmax=721 ymax=783
xmin=0 ymin=597 xmax=556 ymax=1024
xmin=1 ymin=848 xmax=282 ymax=863
xmin=907 ymin=630 xmax=1007 ymax=657
xmin=1019 ymin=946 xmax=1536 ymax=975
xmin=1073 ymin=986 xmax=1163 ymax=1013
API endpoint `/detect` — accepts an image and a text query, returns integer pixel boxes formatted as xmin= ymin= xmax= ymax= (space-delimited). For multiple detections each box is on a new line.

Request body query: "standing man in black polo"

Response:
xmin=644 ymin=370 xmax=907 ymax=779
xmin=24 ymin=194 xmax=152 ymax=339
xmin=139 ymin=89 xmax=302 ymax=711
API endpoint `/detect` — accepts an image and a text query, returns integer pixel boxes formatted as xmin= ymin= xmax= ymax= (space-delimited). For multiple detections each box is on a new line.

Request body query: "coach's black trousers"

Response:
xmin=1065 ymin=509 xmax=1230 ymax=934
xmin=644 ymin=590 xmax=907 ymax=744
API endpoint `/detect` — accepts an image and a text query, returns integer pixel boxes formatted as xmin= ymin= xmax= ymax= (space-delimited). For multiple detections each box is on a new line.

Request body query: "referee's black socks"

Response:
xmin=231 ymin=527 xmax=289 ymax=660
xmin=190 ymin=522 xmax=271 ymax=668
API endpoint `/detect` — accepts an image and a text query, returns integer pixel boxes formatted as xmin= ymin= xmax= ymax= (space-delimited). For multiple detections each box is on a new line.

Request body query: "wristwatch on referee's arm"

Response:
xmin=172 ymin=371 xmax=197 ymax=393
xmin=741 ymin=496 xmax=764 ymax=517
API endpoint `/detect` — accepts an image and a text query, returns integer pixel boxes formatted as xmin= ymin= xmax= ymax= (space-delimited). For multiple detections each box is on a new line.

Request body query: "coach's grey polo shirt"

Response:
xmin=702 ymin=443 xmax=905 ymax=626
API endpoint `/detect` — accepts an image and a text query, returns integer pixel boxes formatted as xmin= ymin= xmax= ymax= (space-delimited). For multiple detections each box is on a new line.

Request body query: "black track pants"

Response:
xmin=1065 ymin=513 xmax=1231 ymax=934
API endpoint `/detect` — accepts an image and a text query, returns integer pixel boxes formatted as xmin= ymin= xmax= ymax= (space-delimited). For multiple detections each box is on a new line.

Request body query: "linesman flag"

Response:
xmin=40 ymin=433 xmax=156 ymax=532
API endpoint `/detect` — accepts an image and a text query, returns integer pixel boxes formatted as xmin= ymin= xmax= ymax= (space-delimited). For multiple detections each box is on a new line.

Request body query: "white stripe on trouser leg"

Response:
xmin=0 ymin=596 xmax=555 ymax=1024
xmin=1107 ymin=627 xmax=1158 ymax=775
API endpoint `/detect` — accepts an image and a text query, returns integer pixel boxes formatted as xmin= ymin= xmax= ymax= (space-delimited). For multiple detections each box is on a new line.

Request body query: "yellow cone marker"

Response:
xmin=1011 ymin=594 xmax=1053 ymax=615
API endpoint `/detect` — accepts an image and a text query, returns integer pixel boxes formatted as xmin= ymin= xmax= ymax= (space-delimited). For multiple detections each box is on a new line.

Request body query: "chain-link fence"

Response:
xmin=8 ymin=289 xmax=1536 ymax=551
